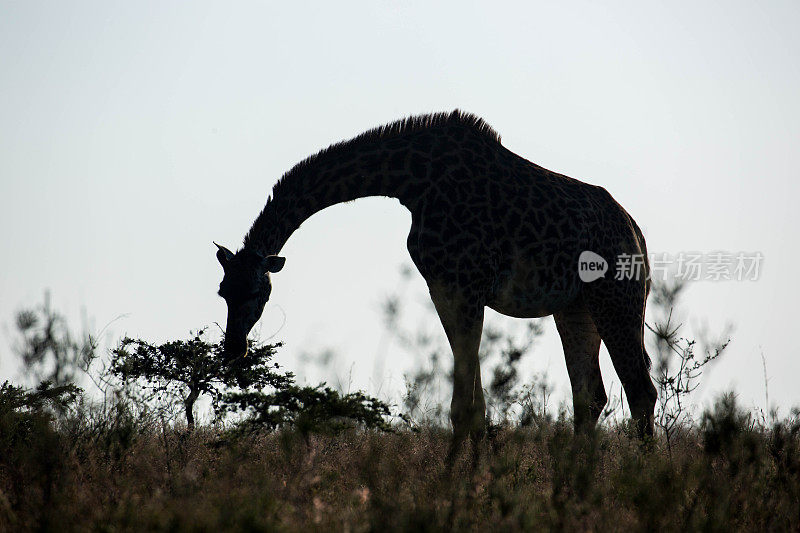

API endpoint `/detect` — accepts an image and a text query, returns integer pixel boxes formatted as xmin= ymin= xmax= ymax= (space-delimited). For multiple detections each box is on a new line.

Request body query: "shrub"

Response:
xmin=220 ymin=385 xmax=396 ymax=437
xmin=13 ymin=292 xmax=96 ymax=386
xmin=0 ymin=380 xmax=81 ymax=529
xmin=110 ymin=331 xmax=291 ymax=429
xmin=110 ymin=330 xmax=400 ymax=435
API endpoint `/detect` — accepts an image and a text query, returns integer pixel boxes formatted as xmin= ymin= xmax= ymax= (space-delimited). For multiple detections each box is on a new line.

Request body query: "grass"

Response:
xmin=3 ymin=396 xmax=799 ymax=531
xmin=5 ymin=284 xmax=795 ymax=531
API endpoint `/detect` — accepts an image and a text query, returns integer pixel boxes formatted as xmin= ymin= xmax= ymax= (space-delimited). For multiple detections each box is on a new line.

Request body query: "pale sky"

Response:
xmin=1 ymin=1 xmax=798 ymax=415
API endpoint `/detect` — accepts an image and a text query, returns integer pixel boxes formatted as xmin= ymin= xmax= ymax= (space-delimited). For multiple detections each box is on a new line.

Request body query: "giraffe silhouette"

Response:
xmin=215 ymin=111 xmax=656 ymax=450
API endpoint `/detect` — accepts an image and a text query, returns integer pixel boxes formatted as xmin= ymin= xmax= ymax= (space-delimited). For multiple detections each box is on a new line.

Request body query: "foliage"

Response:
xmin=0 ymin=380 xmax=82 ymax=418
xmin=648 ymin=280 xmax=729 ymax=453
xmin=381 ymin=265 xmax=547 ymax=427
xmin=221 ymin=385 xmax=397 ymax=437
xmin=483 ymin=321 xmax=545 ymax=423
xmin=3 ymin=289 xmax=800 ymax=530
xmin=109 ymin=330 xmax=398 ymax=434
xmin=0 ymin=380 xmax=82 ymax=530
xmin=110 ymin=331 xmax=290 ymax=429
xmin=1 ymin=408 xmax=799 ymax=531
xmin=0 ymin=380 xmax=82 ymax=459
xmin=13 ymin=291 xmax=96 ymax=386
xmin=379 ymin=270 xmax=449 ymax=425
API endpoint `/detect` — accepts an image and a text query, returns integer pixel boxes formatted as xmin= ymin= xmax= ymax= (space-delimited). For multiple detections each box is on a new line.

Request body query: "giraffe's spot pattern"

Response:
xmin=223 ymin=110 xmax=657 ymax=441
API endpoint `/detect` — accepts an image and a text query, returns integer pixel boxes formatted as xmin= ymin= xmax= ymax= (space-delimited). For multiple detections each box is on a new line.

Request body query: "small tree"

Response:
xmin=111 ymin=330 xmax=400 ymax=433
xmin=648 ymin=280 xmax=729 ymax=455
xmin=110 ymin=331 xmax=291 ymax=430
xmin=14 ymin=292 xmax=96 ymax=387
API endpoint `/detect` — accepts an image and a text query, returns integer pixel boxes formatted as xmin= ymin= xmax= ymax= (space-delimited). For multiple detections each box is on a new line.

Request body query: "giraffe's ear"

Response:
xmin=264 ymin=255 xmax=285 ymax=273
xmin=214 ymin=242 xmax=234 ymax=269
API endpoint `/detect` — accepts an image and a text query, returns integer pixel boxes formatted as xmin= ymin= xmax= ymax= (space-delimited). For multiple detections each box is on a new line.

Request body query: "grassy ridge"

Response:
xmin=4 ymin=284 xmax=794 ymax=531
xmin=3 ymin=397 xmax=799 ymax=531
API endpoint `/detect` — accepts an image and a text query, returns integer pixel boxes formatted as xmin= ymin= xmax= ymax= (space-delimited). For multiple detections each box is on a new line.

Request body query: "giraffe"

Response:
xmin=215 ymin=110 xmax=657 ymax=448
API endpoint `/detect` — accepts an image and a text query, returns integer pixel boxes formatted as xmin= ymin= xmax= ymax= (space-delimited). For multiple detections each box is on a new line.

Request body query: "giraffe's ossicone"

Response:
xmin=215 ymin=110 xmax=657 ymax=448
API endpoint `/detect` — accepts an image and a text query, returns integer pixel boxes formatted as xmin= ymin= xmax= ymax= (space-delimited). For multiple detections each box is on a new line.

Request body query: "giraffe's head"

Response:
xmin=214 ymin=243 xmax=285 ymax=360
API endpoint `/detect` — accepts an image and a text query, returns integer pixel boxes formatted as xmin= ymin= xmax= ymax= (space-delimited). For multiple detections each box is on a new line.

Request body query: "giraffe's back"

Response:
xmin=408 ymin=138 xmax=645 ymax=318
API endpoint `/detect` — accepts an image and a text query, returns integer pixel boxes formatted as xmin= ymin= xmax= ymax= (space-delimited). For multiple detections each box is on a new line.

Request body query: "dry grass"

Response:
xmin=3 ymin=398 xmax=799 ymax=532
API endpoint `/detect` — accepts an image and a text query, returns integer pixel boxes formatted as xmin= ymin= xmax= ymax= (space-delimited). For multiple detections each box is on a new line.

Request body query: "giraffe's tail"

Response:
xmin=630 ymin=218 xmax=650 ymax=295
xmin=628 ymin=215 xmax=652 ymax=370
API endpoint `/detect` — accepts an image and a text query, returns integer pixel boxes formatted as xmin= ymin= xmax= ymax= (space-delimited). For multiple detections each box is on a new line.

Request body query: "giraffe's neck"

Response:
xmin=242 ymin=134 xmax=431 ymax=256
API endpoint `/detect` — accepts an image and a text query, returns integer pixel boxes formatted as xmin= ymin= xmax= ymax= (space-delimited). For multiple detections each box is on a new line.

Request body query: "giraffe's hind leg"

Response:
xmin=554 ymin=302 xmax=606 ymax=433
xmin=428 ymin=284 xmax=486 ymax=460
xmin=584 ymin=279 xmax=657 ymax=439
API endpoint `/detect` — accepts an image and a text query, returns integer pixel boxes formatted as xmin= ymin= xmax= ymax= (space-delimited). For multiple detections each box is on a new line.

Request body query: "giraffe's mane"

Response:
xmin=273 ymin=110 xmax=498 ymax=192
xmin=348 ymin=109 xmax=501 ymax=146
xmin=243 ymin=110 xmax=499 ymax=249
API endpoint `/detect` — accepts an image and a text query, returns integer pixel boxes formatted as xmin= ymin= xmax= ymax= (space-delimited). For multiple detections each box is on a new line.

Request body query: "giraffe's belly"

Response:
xmin=485 ymin=254 xmax=582 ymax=318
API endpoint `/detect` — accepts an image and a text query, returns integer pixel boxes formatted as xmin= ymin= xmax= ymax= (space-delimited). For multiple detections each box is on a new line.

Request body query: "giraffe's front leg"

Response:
xmin=428 ymin=285 xmax=486 ymax=457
